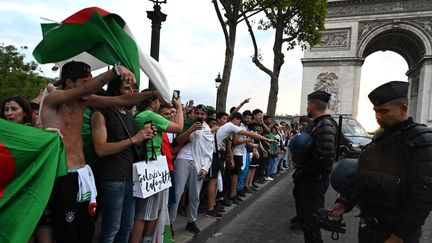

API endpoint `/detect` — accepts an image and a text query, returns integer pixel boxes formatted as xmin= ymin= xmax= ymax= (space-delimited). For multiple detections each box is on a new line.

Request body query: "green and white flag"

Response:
xmin=0 ymin=119 xmax=67 ymax=243
xmin=33 ymin=7 xmax=171 ymax=102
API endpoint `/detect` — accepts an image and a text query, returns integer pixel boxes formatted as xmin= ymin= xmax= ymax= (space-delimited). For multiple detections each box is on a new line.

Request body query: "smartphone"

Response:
xmin=172 ymin=90 xmax=180 ymax=100
xmin=188 ymin=100 xmax=194 ymax=108
xmin=194 ymin=117 xmax=204 ymax=124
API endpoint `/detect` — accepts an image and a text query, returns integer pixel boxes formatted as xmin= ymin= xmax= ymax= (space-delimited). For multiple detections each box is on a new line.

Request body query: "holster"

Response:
xmin=358 ymin=217 xmax=378 ymax=243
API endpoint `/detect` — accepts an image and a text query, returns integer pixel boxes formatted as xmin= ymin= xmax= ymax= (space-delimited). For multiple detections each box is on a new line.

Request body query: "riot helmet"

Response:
xmin=289 ymin=132 xmax=313 ymax=164
xmin=331 ymin=158 xmax=358 ymax=196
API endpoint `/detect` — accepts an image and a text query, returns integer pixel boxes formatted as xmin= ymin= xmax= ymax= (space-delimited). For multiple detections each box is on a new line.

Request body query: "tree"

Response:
xmin=243 ymin=0 xmax=326 ymax=116
xmin=213 ymin=0 xmax=282 ymax=112
xmin=0 ymin=44 xmax=48 ymax=102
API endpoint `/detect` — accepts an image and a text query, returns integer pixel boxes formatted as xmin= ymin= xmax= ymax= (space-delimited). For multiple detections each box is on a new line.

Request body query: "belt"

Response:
xmin=67 ymin=164 xmax=86 ymax=173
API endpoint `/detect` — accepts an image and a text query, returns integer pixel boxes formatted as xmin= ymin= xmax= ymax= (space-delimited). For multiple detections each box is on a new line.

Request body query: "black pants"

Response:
xmin=51 ymin=172 xmax=95 ymax=243
xmin=298 ymin=176 xmax=330 ymax=243
xmin=358 ymin=220 xmax=422 ymax=243
xmin=292 ymin=169 xmax=303 ymax=222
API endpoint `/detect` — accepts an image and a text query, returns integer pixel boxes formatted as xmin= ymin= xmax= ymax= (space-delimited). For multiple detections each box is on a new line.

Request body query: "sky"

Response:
xmin=0 ymin=0 xmax=408 ymax=132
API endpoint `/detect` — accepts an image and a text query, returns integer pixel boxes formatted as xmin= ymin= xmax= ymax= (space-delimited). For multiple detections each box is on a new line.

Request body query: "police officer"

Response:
xmin=296 ymin=90 xmax=338 ymax=243
xmin=329 ymin=81 xmax=432 ymax=243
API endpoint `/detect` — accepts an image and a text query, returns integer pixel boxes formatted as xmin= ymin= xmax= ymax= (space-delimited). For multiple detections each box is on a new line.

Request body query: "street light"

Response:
xmin=147 ymin=0 xmax=167 ymax=89
xmin=215 ymin=73 xmax=222 ymax=89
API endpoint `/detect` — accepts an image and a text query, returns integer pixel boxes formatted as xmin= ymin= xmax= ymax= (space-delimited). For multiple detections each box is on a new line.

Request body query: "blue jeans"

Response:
xmin=237 ymin=152 xmax=251 ymax=190
xmin=99 ymin=180 xmax=136 ymax=243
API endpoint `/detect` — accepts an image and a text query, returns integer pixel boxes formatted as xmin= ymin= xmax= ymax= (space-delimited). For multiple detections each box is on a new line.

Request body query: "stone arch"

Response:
xmin=357 ymin=21 xmax=432 ymax=68
xmin=301 ymin=1 xmax=432 ymax=126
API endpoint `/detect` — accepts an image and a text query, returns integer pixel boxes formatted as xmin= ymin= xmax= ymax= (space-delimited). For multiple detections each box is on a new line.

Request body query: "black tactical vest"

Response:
xmin=355 ymin=122 xmax=424 ymax=219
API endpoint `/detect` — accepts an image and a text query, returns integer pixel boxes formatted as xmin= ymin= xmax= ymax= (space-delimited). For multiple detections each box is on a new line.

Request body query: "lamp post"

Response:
xmin=215 ymin=73 xmax=222 ymax=108
xmin=215 ymin=73 xmax=222 ymax=89
xmin=147 ymin=0 xmax=167 ymax=89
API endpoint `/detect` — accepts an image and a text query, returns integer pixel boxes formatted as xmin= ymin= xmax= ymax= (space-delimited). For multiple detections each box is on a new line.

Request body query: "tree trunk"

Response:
xmin=216 ymin=24 xmax=237 ymax=112
xmin=266 ymin=21 xmax=285 ymax=117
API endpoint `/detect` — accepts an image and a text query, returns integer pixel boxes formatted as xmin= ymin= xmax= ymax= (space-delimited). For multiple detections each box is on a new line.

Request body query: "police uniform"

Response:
xmin=297 ymin=90 xmax=338 ymax=243
xmin=336 ymin=81 xmax=432 ymax=243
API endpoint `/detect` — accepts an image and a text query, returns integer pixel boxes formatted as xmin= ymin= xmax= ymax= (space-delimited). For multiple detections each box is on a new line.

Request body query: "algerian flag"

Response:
xmin=33 ymin=7 xmax=171 ymax=102
xmin=0 ymin=119 xmax=67 ymax=243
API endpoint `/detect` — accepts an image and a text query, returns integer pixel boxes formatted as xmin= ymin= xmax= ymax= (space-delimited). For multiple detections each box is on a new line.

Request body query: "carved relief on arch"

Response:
xmin=311 ymin=28 xmax=351 ymax=50
xmin=358 ymin=18 xmax=432 ymax=43
xmin=314 ymin=72 xmax=339 ymax=113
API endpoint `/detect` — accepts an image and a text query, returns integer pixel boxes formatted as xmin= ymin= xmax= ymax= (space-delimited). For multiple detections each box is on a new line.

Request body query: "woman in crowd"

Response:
xmin=1 ymin=95 xmax=53 ymax=243
xmin=1 ymin=95 xmax=33 ymax=124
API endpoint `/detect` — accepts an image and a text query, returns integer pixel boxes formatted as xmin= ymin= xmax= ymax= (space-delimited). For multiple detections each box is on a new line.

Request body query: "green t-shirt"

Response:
xmin=269 ymin=133 xmax=277 ymax=155
xmin=135 ymin=110 xmax=170 ymax=159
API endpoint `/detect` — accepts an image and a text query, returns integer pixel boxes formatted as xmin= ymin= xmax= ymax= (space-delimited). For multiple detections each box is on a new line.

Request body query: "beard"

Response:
xmin=307 ymin=112 xmax=313 ymax=118
xmin=124 ymin=104 xmax=134 ymax=111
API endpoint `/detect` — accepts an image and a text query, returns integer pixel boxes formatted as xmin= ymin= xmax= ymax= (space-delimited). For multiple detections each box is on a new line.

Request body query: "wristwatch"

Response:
xmin=112 ymin=63 xmax=121 ymax=77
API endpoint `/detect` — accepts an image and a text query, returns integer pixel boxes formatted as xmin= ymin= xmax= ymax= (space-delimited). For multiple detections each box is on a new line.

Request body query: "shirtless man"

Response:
xmin=41 ymin=61 xmax=157 ymax=243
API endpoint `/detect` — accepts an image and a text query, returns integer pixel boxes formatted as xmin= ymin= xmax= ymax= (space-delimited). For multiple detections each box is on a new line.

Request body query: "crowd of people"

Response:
xmin=4 ymin=60 xmax=432 ymax=243
xmin=1 ymin=61 xmax=308 ymax=243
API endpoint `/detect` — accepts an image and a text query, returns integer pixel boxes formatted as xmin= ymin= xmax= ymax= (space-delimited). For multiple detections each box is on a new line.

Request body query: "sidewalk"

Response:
xmin=173 ymin=169 xmax=294 ymax=243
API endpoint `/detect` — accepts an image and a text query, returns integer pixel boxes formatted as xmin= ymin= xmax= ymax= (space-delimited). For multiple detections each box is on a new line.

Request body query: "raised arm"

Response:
xmin=44 ymin=65 xmax=135 ymax=108
xmin=86 ymin=90 xmax=158 ymax=108
xmin=229 ymin=98 xmax=250 ymax=116
xmin=165 ymin=98 xmax=184 ymax=133
xmin=238 ymin=130 xmax=274 ymax=144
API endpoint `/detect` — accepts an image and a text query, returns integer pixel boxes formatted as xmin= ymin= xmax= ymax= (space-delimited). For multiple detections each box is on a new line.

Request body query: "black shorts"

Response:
xmin=209 ymin=153 xmax=225 ymax=178
xmin=232 ymin=155 xmax=243 ymax=175
xmin=51 ymin=173 xmax=95 ymax=242
xmin=250 ymin=156 xmax=261 ymax=167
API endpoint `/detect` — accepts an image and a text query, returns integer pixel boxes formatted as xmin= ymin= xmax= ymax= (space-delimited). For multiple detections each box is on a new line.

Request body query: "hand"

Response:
xmin=241 ymin=98 xmax=251 ymax=105
xmin=245 ymin=137 xmax=253 ymax=143
xmin=171 ymin=97 xmax=182 ymax=109
xmin=46 ymin=83 xmax=56 ymax=93
xmin=190 ymin=122 xmax=203 ymax=132
xmin=384 ymin=234 xmax=403 ymax=243
xmin=263 ymin=151 xmax=268 ymax=158
xmin=198 ymin=169 xmax=207 ymax=178
xmin=132 ymin=127 xmax=155 ymax=144
xmin=211 ymin=125 xmax=219 ymax=133
xmin=328 ymin=203 xmax=346 ymax=218
xmin=118 ymin=65 xmax=136 ymax=86
xmin=229 ymin=158 xmax=235 ymax=169
xmin=252 ymin=149 xmax=260 ymax=159
xmin=45 ymin=127 xmax=64 ymax=139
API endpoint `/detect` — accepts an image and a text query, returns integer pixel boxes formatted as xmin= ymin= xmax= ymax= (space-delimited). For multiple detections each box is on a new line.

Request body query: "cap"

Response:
xmin=368 ymin=81 xmax=408 ymax=106
xmin=195 ymin=104 xmax=208 ymax=113
xmin=54 ymin=61 xmax=91 ymax=86
xmin=307 ymin=90 xmax=331 ymax=103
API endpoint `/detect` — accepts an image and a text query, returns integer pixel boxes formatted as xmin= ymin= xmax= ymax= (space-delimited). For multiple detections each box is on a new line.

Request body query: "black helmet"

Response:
xmin=289 ymin=132 xmax=313 ymax=164
xmin=331 ymin=158 xmax=358 ymax=196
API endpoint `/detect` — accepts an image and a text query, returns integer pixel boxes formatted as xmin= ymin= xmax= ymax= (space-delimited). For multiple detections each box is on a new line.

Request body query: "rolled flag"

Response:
xmin=33 ymin=7 xmax=171 ymax=102
xmin=0 ymin=119 xmax=67 ymax=243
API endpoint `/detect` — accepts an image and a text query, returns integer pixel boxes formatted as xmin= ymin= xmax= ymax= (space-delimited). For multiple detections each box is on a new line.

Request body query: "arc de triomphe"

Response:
xmin=300 ymin=0 xmax=432 ymax=125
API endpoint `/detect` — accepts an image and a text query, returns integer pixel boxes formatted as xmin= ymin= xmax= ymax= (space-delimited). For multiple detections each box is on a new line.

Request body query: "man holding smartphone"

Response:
xmin=169 ymin=104 xmax=213 ymax=234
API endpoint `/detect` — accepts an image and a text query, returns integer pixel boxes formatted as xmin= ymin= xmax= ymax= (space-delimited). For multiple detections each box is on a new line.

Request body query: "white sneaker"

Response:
xmin=264 ymin=176 xmax=274 ymax=181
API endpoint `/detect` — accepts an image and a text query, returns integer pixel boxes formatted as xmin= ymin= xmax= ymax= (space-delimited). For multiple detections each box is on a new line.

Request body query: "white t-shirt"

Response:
xmin=232 ymin=123 xmax=248 ymax=156
xmin=215 ymin=122 xmax=242 ymax=151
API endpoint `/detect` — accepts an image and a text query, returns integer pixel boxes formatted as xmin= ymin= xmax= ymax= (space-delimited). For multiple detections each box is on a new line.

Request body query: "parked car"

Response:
xmin=332 ymin=115 xmax=372 ymax=159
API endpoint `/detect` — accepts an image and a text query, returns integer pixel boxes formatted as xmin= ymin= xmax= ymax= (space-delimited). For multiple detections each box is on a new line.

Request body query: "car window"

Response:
xmin=342 ymin=118 xmax=369 ymax=137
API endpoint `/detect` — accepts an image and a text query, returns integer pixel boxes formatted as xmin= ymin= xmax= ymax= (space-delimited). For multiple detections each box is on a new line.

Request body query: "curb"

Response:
xmin=173 ymin=169 xmax=294 ymax=243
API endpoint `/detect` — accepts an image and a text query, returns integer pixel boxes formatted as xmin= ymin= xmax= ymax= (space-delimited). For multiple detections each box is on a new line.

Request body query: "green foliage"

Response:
xmin=252 ymin=0 xmax=327 ymax=50
xmin=206 ymin=105 xmax=216 ymax=111
xmin=0 ymin=44 xmax=48 ymax=102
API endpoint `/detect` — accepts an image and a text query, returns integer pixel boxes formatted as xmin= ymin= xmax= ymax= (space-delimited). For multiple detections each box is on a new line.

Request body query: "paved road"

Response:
xmin=205 ymin=171 xmax=432 ymax=243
